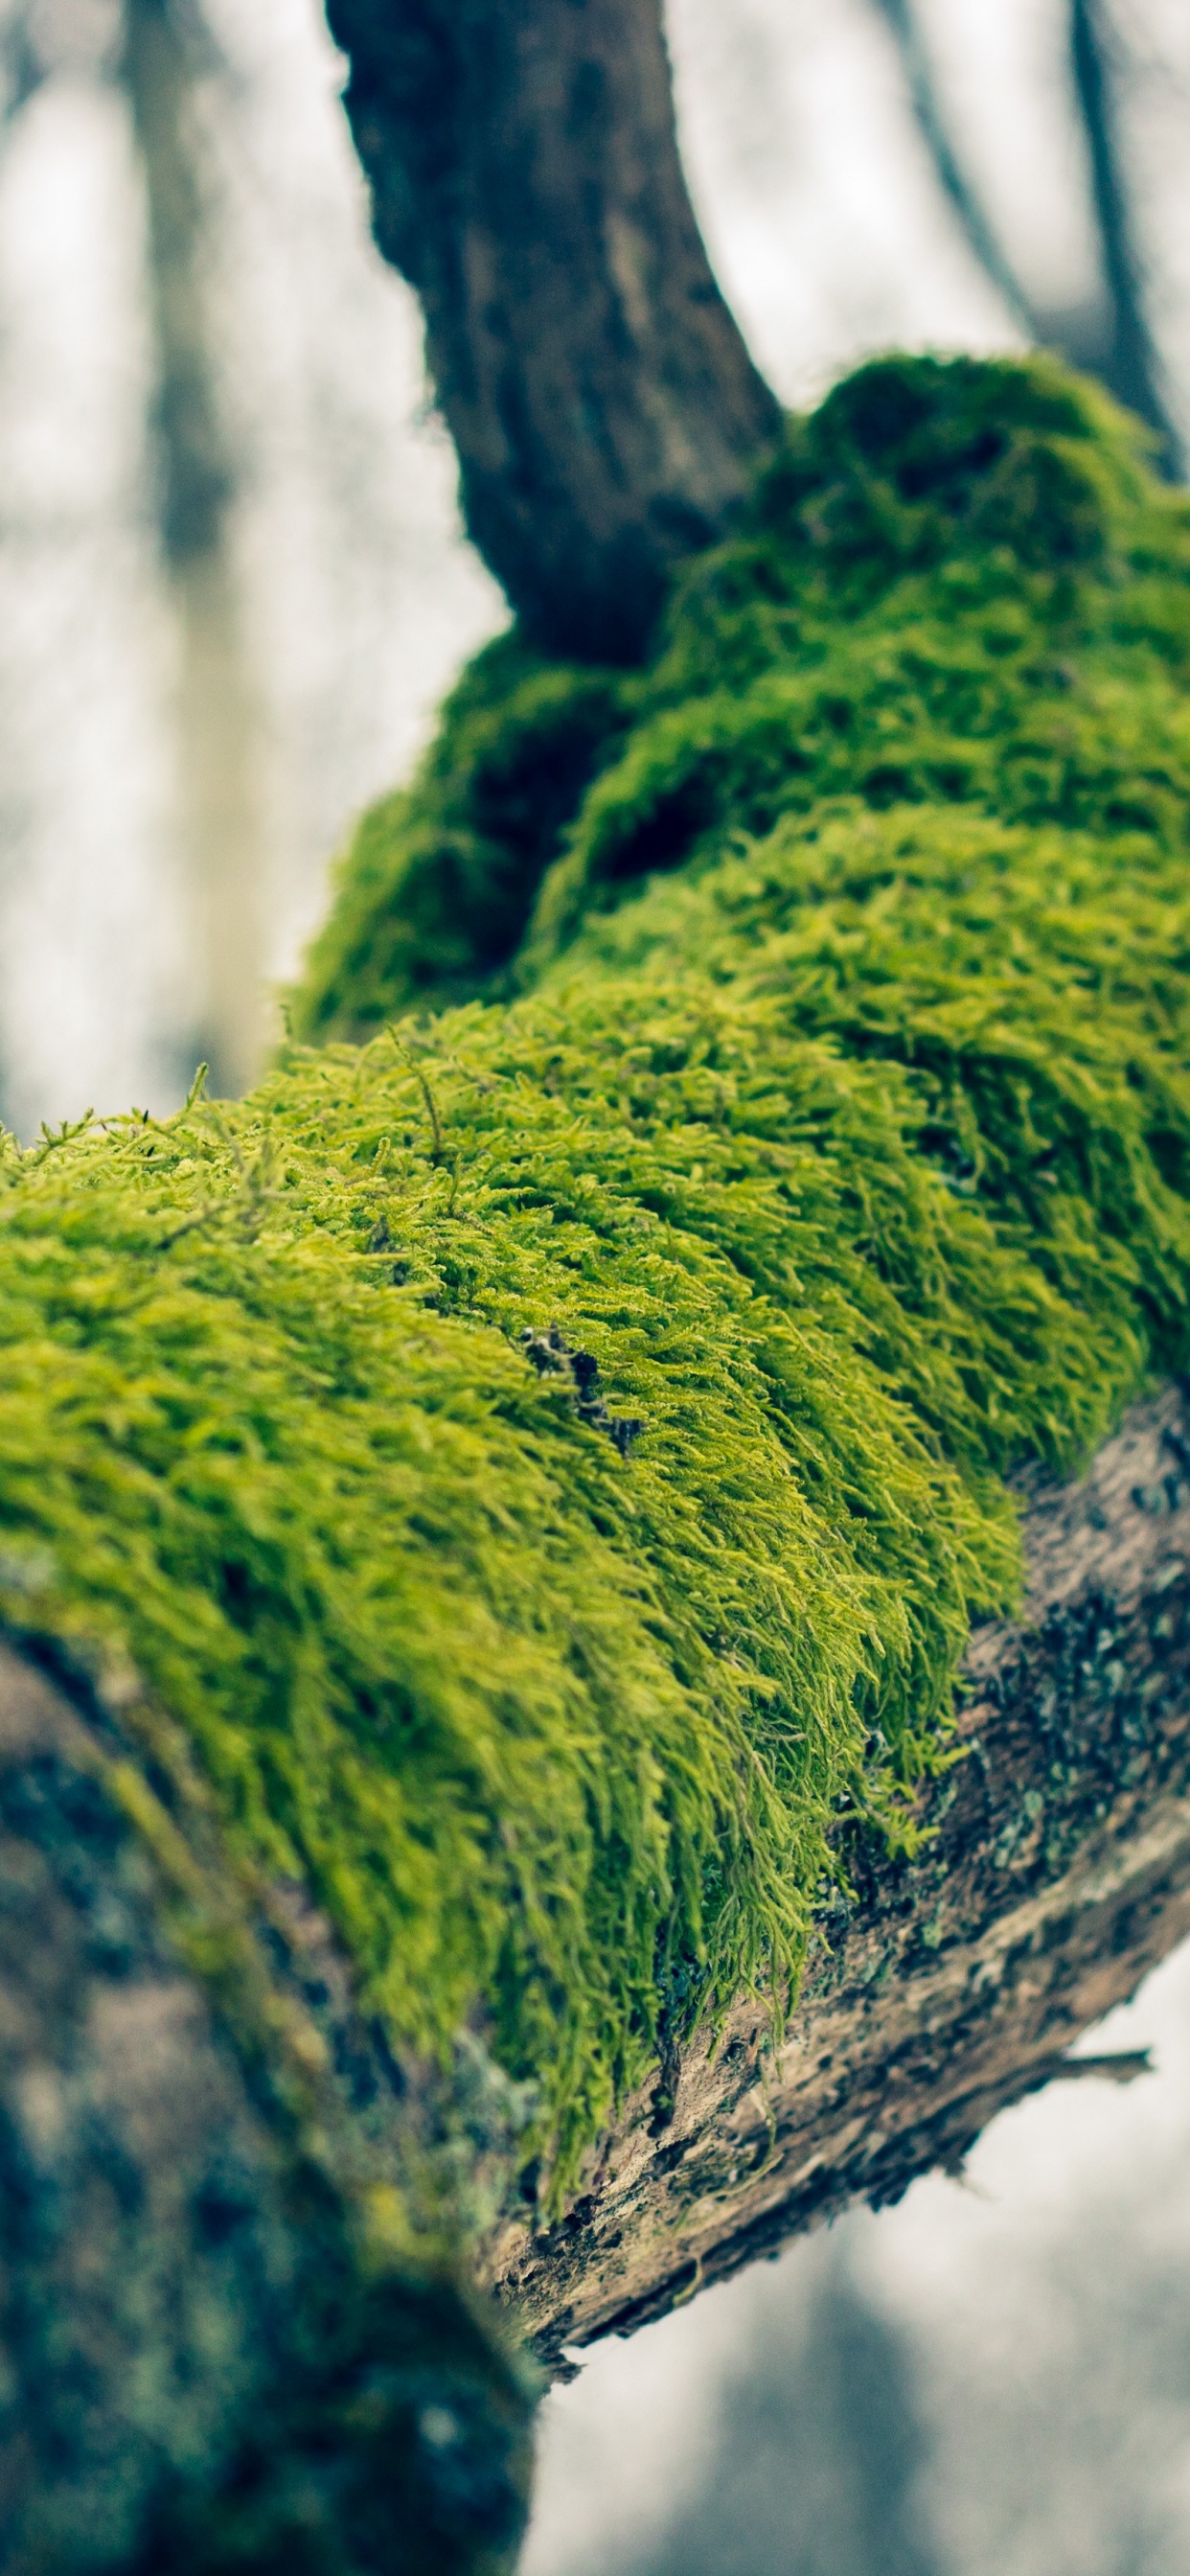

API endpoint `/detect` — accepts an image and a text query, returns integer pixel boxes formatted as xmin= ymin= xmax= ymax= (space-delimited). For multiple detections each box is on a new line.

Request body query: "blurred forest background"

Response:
xmin=1 ymin=0 xmax=1189 ymax=2567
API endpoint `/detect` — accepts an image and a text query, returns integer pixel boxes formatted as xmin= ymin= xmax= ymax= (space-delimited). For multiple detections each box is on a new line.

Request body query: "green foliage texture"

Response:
xmin=6 ymin=356 xmax=1190 ymax=2185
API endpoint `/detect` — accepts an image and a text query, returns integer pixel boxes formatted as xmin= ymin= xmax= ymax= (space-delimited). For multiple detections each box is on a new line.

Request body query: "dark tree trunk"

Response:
xmin=324 ymin=0 xmax=781 ymax=660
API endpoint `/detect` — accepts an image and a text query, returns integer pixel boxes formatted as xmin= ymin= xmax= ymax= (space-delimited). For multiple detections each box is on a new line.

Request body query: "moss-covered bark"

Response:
xmin=5 ymin=354 xmax=1190 ymax=2558
xmin=6 ymin=358 xmax=1190 ymax=2190
xmin=502 ymin=1386 xmax=1190 ymax=2358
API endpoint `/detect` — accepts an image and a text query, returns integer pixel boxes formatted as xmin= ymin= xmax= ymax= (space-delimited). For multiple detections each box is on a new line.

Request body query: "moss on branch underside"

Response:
xmin=5 ymin=356 xmax=1190 ymax=2196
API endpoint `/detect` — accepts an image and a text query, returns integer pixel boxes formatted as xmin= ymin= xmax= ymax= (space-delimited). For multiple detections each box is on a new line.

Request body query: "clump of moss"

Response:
xmin=296 ymin=634 xmax=629 ymax=1042
xmin=292 ymin=351 xmax=1190 ymax=1035
xmin=5 ymin=355 xmax=1190 ymax=2195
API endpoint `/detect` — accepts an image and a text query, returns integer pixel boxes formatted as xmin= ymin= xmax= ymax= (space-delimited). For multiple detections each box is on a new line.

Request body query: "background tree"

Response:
xmin=119 ymin=0 xmax=267 ymax=1097
xmin=0 ymin=0 xmax=268 ymax=1097
xmin=874 ymin=0 xmax=1181 ymax=473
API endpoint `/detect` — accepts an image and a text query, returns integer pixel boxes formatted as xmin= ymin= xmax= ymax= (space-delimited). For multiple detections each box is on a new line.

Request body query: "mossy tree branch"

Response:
xmin=6 ymin=16 xmax=1190 ymax=2533
xmin=5 ymin=1386 xmax=1190 ymax=2526
xmin=498 ymin=1389 xmax=1190 ymax=2361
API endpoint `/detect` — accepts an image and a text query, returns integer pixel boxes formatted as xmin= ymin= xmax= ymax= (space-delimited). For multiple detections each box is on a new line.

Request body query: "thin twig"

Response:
xmin=875 ymin=0 xmax=1184 ymax=478
xmin=872 ymin=0 xmax=1041 ymax=341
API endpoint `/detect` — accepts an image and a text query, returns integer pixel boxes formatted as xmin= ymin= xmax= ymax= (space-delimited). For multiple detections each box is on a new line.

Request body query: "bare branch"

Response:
xmin=324 ymin=0 xmax=781 ymax=660
xmin=872 ymin=0 xmax=1041 ymax=343
xmin=1069 ymin=0 xmax=1182 ymax=474
xmin=874 ymin=0 xmax=1183 ymax=477
xmin=0 ymin=3 xmax=46 ymax=129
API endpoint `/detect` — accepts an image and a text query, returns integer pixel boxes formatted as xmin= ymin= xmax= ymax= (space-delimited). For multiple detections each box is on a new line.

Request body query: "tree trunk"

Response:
xmin=4 ymin=1388 xmax=1190 ymax=2532
xmin=324 ymin=0 xmax=780 ymax=660
xmin=123 ymin=0 xmax=269 ymax=1097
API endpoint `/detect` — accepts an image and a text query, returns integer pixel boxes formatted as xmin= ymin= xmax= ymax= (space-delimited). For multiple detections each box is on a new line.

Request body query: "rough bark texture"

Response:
xmin=323 ymin=0 xmax=780 ymax=659
xmin=0 ymin=1649 xmax=531 ymax=2575
xmin=490 ymin=1385 xmax=1190 ymax=2367
xmin=7 ymin=1387 xmax=1190 ymax=2517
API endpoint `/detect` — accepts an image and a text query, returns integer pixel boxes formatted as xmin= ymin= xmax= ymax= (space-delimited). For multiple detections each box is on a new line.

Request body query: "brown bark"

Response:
xmin=323 ymin=0 xmax=780 ymax=660
xmin=491 ymin=1385 xmax=1190 ymax=2368
xmin=6 ymin=1388 xmax=1190 ymax=2502
xmin=0 ymin=1648 xmax=530 ymax=2574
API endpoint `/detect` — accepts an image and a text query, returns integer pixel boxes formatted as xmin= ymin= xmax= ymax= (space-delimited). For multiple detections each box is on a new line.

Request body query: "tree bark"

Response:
xmin=5 ymin=1386 xmax=1190 ymax=2509
xmin=323 ymin=0 xmax=780 ymax=660
xmin=491 ymin=1384 xmax=1190 ymax=2367
xmin=0 ymin=1648 xmax=531 ymax=2574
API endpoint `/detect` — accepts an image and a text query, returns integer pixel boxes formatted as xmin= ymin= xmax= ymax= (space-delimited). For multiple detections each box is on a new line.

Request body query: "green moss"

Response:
xmin=6 ymin=355 xmax=1190 ymax=2195
xmin=293 ymin=352 xmax=1190 ymax=1043
xmin=294 ymin=634 xmax=629 ymax=1043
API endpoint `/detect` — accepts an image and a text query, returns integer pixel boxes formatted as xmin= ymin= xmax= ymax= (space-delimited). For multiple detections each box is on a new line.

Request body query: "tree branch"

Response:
xmin=876 ymin=0 xmax=1182 ymax=475
xmin=492 ymin=1386 xmax=1190 ymax=2365
xmin=323 ymin=0 xmax=780 ymax=659
xmin=8 ymin=1385 xmax=1190 ymax=2493
xmin=871 ymin=0 xmax=1041 ymax=343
